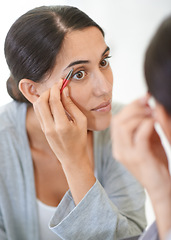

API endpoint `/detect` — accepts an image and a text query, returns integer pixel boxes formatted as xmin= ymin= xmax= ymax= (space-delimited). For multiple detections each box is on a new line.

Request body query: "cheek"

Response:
xmin=69 ymin=84 xmax=91 ymax=111
xmin=106 ymin=67 xmax=114 ymax=88
xmin=110 ymin=69 xmax=114 ymax=84
xmin=36 ymin=79 xmax=56 ymax=95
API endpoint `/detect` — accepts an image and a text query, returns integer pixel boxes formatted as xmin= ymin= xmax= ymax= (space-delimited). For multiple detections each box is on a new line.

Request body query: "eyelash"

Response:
xmin=71 ymin=69 xmax=87 ymax=81
xmin=100 ymin=55 xmax=112 ymax=68
xmin=71 ymin=55 xmax=112 ymax=81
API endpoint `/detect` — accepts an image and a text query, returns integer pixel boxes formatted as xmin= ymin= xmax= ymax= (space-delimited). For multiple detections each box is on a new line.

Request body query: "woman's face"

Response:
xmin=38 ymin=27 xmax=113 ymax=131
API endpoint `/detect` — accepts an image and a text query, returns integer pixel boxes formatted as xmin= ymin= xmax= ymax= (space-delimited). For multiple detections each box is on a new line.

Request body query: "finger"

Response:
xmin=112 ymin=117 xmax=139 ymax=149
xmin=123 ymin=113 xmax=153 ymax=135
xmin=112 ymin=108 xmax=153 ymax=149
xmin=135 ymin=117 xmax=155 ymax=143
xmin=48 ymin=81 xmax=70 ymax=126
xmin=33 ymin=89 xmax=54 ymax=133
xmin=116 ymin=95 xmax=151 ymax=123
xmin=61 ymin=87 xmax=87 ymax=127
xmin=111 ymin=115 xmax=153 ymax=163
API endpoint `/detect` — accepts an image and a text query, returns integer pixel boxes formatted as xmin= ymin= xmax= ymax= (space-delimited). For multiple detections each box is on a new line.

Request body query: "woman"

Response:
xmin=111 ymin=16 xmax=171 ymax=240
xmin=0 ymin=5 xmax=146 ymax=240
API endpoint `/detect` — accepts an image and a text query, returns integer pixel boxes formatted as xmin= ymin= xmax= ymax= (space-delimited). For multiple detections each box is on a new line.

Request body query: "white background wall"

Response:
xmin=0 ymin=0 xmax=171 ymax=228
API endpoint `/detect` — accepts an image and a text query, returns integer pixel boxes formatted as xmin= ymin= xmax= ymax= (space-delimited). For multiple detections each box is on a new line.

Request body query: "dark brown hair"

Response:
xmin=4 ymin=5 xmax=104 ymax=103
xmin=144 ymin=15 xmax=171 ymax=115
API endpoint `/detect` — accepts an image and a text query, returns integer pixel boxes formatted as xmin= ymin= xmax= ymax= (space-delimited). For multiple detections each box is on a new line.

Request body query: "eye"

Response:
xmin=100 ymin=56 xmax=111 ymax=68
xmin=72 ymin=70 xmax=86 ymax=80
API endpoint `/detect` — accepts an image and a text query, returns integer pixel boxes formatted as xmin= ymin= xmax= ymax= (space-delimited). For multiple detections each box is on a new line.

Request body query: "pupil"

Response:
xmin=102 ymin=60 xmax=106 ymax=66
xmin=78 ymin=72 xmax=83 ymax=78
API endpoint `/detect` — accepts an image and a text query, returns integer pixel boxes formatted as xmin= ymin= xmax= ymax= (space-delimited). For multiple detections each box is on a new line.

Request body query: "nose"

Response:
xmin=92 ymin=70 xmax=113 ymax=96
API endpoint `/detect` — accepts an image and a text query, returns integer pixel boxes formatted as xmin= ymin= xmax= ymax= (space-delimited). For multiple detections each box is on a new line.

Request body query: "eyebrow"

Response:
xmin=64 ymin=46 xmax=110 ymax=70
xmin=102 ymin=46 xmax=110 ymax=56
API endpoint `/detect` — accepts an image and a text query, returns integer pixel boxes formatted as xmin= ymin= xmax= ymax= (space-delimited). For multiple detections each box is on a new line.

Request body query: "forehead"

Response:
xmin=58 ymin=26 xmax=106 ymax=62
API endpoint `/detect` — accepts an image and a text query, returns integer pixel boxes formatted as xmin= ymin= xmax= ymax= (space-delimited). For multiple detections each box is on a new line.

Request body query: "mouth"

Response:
xmin=91 ymin=99 xmax=112 ymax=112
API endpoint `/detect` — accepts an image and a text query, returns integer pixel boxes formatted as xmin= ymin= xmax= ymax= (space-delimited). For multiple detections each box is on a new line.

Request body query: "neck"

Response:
xmin=26 ymin=106 xmax=50 ymax=151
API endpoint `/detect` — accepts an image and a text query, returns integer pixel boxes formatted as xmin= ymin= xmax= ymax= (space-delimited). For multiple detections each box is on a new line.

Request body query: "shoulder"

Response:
xmin=0 ymin=101 xmax=29 ymax=179
xmin=0 ymin=101 xmax=27 ymax=132
xmin=0 ymin=101 xmax=28 ymax=164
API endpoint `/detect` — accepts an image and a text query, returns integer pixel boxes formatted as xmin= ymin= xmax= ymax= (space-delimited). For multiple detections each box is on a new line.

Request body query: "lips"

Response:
xmin=91 ymin=100 xmax=111 ymax=112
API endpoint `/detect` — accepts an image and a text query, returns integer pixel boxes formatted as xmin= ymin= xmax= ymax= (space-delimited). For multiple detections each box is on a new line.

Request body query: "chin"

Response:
xmin=87 ymin=113 xmax=112 ymax=131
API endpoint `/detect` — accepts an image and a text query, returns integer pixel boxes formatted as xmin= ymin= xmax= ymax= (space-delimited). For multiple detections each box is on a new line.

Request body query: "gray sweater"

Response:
xmin=0 ymin=101 xmax=146 ymax=240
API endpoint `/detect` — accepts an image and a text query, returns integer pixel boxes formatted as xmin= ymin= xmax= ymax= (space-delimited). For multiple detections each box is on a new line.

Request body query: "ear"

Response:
xmin=19 ymin=79 xmax=40 ymax=104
